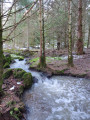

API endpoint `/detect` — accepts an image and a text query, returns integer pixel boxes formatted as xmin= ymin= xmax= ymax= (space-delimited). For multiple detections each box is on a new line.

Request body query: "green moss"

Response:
xmin=3 ymin=55 xmax=6 ymax=64
xmin=3 ymin=69 xmax=13 ymax=79
xmin=22 ymin=73 xmax=32 ymax=88
xmin=3 ymin=54 xmax=12 ymax=64
xmin=29 ymin=57 xmax=62 ymax=66
xmin=56 ymin=69 xmax=67 ymax=74
xmin=38 ymin=55 xmax=46 ymax=68
xmin=3 ymin=54 xmax=12 ymax=70
xmin=14 ymin=108 xmax=19 ymax=112
xmin=59 ymin=70 xmax=65 ymax=74
xmin=11 ymin=54 xmax=24 ymax=60
xmin=13 ymin=68 xmax=26 ymax=79
xmin=4 ymin=62 xmax=10 ymax=68
xmin=10 ymin=108 xmax=21 ymax=120
xmin=17 ymin=85 xmax=24 ymax=95
xmin=46 ymin=57 xmax=62 ymax=61
xmin=18 ymin=57 xmax=24 ymax=61
xmin=30 ymin=57 xmax=39 ymax=63
xmin=6 ymin=101 xmax=16 ymax=107
xmin=6 ymin=55 xmax=12 ymax=63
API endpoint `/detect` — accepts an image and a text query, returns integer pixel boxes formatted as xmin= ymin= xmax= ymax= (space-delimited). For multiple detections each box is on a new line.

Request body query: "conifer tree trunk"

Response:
xmin=68 ymin=0 xmax=73 ymax=66
xmin=57 ymin=34 xmax=60 ymax=50
xmin=39 ymin=0 xmax=46 ymax=68
xmin=27 ymin=12 xmax=30 ymax=50
xmin=77 ymin=0 xmax=83 ymax=54
xmin=0 ymin=1 xmax=3 ymax=95
xmin=87 ymin=26 xmax=90 ymax=48
xmin=13 ymin=0 xmax=16 ymax=48
xmin=64 ymin=25 xmax=67 ymax=48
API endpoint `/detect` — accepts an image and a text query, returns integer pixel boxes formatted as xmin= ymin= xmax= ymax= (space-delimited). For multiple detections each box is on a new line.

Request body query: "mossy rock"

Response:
xmin=18 ymin=57 xmax=24 ymax=61
xmin=3 ymin=54 xmax=12 ymax=64
xmin=3 ymin=55 xmax=6 ymax=64
xmin=21 ymin=50 xmax=34 ymax=57
xmin=4 ymin=62 xmax=10 ymax=68
xmin=3 ymin=69 xmax=13 ymax=79
xmin=22 ymin=73 xmax=33 ymax=88
xmin=5 ymin=54 xmax=12 ymax=63
xmin=13 ymin=68 xmax=26 ymax=79
xmin=11 ymin=54 xmax=24 ymax=61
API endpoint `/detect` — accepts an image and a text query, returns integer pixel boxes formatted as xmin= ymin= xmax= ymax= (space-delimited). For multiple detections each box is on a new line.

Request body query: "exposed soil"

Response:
xmin=30 ymin=48 xmax=90 ymax=79
xmin=0 ymin=75 xmax=25 ymax=120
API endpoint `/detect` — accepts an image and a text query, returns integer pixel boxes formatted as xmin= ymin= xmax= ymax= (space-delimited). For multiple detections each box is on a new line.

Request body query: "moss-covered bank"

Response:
xmin=0 ymin=68 xmax=33 ymax=120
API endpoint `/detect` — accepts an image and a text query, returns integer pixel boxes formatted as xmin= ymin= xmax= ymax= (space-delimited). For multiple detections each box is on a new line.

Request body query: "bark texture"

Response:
xmin=68 ymin=0 xmax=73 ymax=66
xmin=87 ymin=26 xmax=90 ymax=48
xmin=57 ymin=34 xmax=60 ymax=50
xmin=13 ymin=0 xmax=16 ymax=48
xmin=77 ymin=0 xmax=83 ymax=54
xmin=0 ymin=2 xmax=3 ymax=94
xmin=39 ymin=0 xmax=46 ymax=68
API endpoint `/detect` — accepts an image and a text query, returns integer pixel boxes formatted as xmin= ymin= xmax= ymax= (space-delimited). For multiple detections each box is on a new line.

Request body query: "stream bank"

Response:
xmin=0 ymin=67 xmax=33 ymax=120
xmin=27 ymin=48 xmax=90 ymax=79
xmin=8 ymin=59 xmax=90 ymax=120
xmin=1 ymin=48 xmax=90 ymax=120
xmin=0 ymin=58 xmax=90 ymax=120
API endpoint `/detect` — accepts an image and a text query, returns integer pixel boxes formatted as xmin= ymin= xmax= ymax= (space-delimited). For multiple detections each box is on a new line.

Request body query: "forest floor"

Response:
xmin=29 ymin=48 xmax=90 ymax=79
xmin=0 ymin=48 xmax=90 ymax=120
xmin=0 ymin=75 xmax=25 ymax=120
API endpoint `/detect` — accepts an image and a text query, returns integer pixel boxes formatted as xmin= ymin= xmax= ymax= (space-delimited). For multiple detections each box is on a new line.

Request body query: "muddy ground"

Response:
xmin=30 ymin=48 xmax=90 ymax=79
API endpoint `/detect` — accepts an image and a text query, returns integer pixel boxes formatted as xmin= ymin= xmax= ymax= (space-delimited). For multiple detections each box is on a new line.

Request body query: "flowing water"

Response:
xmin=10 ymin=59 xmax=90 ymax=120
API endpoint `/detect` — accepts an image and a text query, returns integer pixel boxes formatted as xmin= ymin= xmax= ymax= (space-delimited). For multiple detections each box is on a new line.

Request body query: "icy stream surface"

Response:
xmin=10 ymin=59 xmax=90 ymax=120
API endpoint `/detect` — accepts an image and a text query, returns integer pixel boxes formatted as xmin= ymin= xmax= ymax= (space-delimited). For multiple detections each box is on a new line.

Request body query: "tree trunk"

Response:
xmin=27 ymin=12 xmax=30 ymax=50
xmin=13 ymin=0 xmax=16 ymax=48
xmin=77 ymin=0 xmax=83 ymax=55
xmin=68 ymin=0 xmax=73 ymax=66
xmin=87 ymin=26 xmax=90 ymax=48
xmin=57 ymin=34 xmax=60 ymax=50
xmin=64 ymin=25 xmax=67 ymax=48
xmin=57 ymin=42 xmax=60 ymax=50
xmin=0 ymin=1 xmax=3 ymax=95
xmin=64 ymin=2 xmax=67 ymax=48
xmin=39 ymin=0 xmax=46 ymax=68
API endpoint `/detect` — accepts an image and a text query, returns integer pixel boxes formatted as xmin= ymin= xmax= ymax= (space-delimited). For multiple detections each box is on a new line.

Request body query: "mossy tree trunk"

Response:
xmin=77 ymin=0 xmax=83 ymax=55
xmin=39 ymin=0 xmax=46 ymax=68
xmin=68 ymin=0 xmax=73 ymax=66
xmin=0 ymin=1 xmax=3 ymax=95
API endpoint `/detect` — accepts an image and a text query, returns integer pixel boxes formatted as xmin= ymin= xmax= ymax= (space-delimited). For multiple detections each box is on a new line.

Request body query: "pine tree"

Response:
xmin=0 ymin=0 xmax=3 ymax=95
xmin=77 ymin=0 xmax=83 ymax=54
xmin=68 ymin=0 xmax=73 ymax=66
xmin=39 ymin=0 xmax=46 ymax=68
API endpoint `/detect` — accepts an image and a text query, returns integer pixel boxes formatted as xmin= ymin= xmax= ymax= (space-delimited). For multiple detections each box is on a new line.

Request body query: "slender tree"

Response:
xmin=0 ymin=0 xmax=3 ymax=95
xmin=77 ymin=0 xmax=83 ymax=54
xmin=27 ymin=12 xmax=30 ymax=50
xmin=39 ymin=0 xmax=46 ymax=68
xmin=68 ymin=0 xmax=73 ymax=66
xmin=13 ymin=0 xmax=16 ymax=48
xmin=57 ymin=33 xmax=60 ymax=50
xmin=87 ymin=25 xmax=90 ymax=48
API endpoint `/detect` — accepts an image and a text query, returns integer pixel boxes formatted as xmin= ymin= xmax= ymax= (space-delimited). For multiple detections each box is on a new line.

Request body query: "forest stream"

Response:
xmin=10 ymin=59 xmax=90 ymax=120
